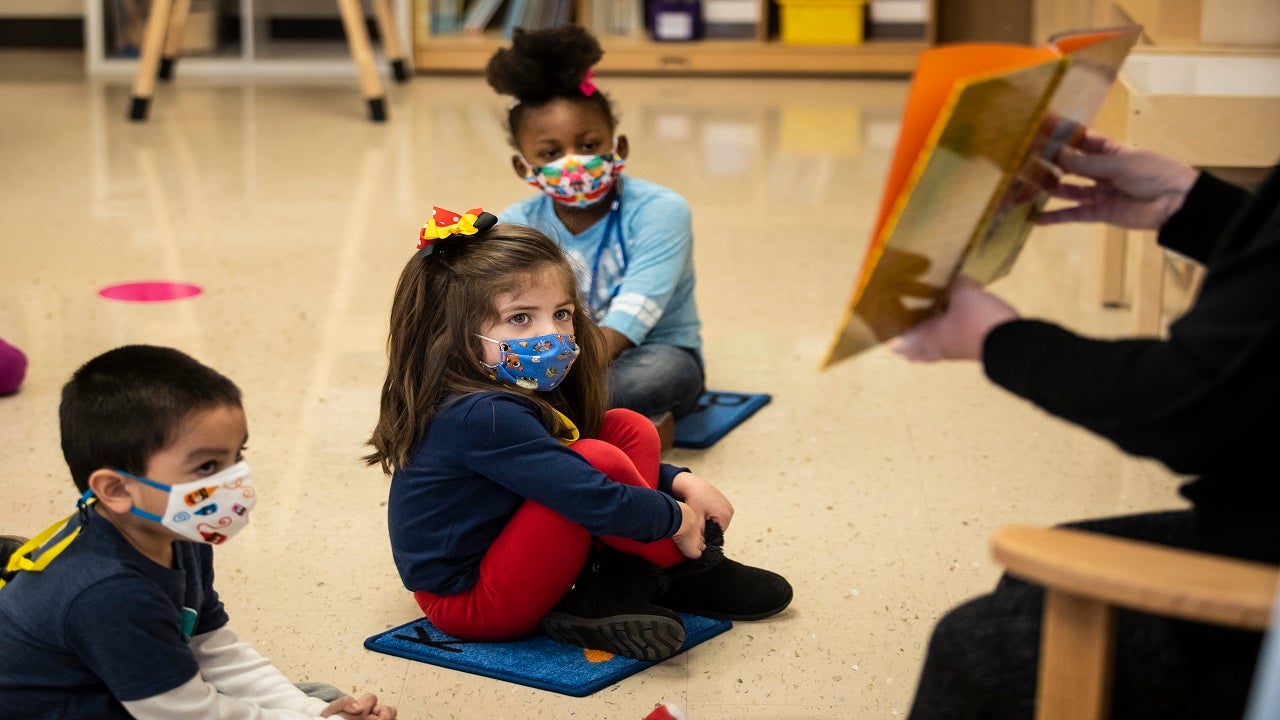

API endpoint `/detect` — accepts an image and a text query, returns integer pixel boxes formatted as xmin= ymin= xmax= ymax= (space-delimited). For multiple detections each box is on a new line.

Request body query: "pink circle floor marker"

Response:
xmin=99 ymin=281 xmax=203 ymax=302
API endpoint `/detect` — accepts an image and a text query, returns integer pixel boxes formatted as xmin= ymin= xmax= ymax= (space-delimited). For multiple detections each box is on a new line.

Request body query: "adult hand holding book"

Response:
xmin=1038 ymin=129 xmax=1199 ymax=230
xmin=823 ymin=25 xmax=1143 ymax=366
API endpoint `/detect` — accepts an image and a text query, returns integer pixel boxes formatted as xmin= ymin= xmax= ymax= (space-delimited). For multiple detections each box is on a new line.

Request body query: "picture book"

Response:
xmin=822 ymin=25 xmax=1143 ymax=366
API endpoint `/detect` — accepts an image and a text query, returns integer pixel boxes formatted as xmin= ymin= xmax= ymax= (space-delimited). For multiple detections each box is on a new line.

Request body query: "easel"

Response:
xmin=128 ymin=0 xmax=411 ymax=123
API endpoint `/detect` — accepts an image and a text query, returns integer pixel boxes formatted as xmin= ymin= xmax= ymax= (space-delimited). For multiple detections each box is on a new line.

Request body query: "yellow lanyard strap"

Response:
xmin=0 ymin=496 xmax=96 ymax=590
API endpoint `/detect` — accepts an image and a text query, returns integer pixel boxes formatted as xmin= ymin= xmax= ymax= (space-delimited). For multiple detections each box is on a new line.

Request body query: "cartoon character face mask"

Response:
xmin=118 ymin=461 xmax=256 ymax=545
xmin=478 ymin=333 xmax=580 ymax=392
xmin=520 ymin=148 xmax=625 ymax=208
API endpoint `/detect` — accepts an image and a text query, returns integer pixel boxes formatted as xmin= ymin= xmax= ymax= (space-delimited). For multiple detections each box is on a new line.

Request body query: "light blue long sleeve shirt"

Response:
xmin=501 ymin=176 xmax=703 ymax=356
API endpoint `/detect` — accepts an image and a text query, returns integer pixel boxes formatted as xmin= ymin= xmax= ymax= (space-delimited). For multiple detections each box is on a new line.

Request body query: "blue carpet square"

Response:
xmin=364 ymin=614 xmax=732 ymax=697
xmin=673 ymin=391 xmax=772 ymax=449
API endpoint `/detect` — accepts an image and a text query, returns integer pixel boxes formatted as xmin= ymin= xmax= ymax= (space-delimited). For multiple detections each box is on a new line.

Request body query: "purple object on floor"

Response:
xmin=99 ymin=281 xmax=203 ymax=302
xmin=0 ymin=338 xmax=27 ymax=395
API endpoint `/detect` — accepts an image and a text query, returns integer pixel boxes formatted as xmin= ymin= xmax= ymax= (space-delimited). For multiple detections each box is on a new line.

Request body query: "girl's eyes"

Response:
xmin=506 ymin=310 xmax=572 ymax=324
xmin=536 ymin=140 xmax=602 ymax=161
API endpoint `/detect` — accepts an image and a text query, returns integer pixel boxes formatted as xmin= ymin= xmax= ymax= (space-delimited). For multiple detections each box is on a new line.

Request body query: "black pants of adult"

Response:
xmin=907 ymin=510 xmax=1264 ymax=720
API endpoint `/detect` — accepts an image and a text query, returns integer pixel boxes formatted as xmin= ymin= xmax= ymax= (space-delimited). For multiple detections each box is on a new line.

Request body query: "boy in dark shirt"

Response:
xmin=0 ymin=345 xmax=396 ymax=720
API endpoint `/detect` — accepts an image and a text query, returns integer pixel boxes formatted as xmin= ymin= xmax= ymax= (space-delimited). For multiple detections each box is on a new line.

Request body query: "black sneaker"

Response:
xmin=541 ymin=608 xmax=685 ymax=661
xmin=657 ymin=556 xmax=793 ymax=621
xmin=539 ymin=546 xmax=687 ymax=661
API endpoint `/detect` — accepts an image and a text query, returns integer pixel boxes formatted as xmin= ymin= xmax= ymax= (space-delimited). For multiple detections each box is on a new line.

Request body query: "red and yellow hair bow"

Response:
xmin=418 ymin=206 xmax=498 ymax=252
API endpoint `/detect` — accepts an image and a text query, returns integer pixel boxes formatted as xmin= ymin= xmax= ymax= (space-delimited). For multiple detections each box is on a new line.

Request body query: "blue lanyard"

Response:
xmin=588 ymin=192 xmax=626 ymax=311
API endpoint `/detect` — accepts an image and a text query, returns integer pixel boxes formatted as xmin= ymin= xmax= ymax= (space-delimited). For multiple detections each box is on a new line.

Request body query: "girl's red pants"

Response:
xmin=413 ymin=408 xmax=685 ymax=641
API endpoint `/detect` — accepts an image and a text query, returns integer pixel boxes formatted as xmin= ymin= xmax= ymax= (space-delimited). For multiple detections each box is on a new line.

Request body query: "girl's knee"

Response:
xmin=603 ymin=407 xmax=647 ymax=426
xmin=570 ymin=438 xmax=633 ymax=477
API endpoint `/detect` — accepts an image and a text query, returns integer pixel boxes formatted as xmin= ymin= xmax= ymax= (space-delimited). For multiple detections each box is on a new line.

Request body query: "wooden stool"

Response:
xmin=128 ymin=0 xmax=410 ymax=123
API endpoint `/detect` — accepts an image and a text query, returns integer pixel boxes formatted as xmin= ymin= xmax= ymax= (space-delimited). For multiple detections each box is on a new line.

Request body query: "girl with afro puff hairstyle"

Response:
xmin=487 ymin=26 xmax=706 ymax=432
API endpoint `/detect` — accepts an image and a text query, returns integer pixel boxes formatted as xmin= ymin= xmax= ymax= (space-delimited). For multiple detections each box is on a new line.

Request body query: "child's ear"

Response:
xmin=616 ymin=135 xmax=629 ymax=160
xmin=511 ymin=154 xmax=529 ymax=180
xmin=87 ymin=469 xmax=138 ymax=514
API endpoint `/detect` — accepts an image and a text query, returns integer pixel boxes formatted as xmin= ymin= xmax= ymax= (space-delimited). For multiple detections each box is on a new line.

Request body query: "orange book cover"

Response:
xmin=822 ymin=26 xmax=1142 ymax=367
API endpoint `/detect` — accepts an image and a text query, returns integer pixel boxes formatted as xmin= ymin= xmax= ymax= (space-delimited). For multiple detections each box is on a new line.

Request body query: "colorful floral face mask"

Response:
xmin=478 ymin=333 xmax=580 ymax=391
xmin=520 ymin=148 xmax=625 ymax=208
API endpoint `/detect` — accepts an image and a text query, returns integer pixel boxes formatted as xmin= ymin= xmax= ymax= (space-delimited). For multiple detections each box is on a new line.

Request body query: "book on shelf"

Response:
xmin=585 ymin=0 xmax=645 ymax=37
xmin=429 ymin=0 xmax=464 ymax=35
xmin=822 ymin=25 xmax=1143 ymax=367
xmin=463 ymin=0 xmax=508 ymax=33
xmin=501 ymin=0 xmax=530 ymax=37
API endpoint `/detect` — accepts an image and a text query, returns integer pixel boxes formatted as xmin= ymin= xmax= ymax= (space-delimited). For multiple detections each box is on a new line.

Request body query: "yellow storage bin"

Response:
xmin=777 ymin=0 xmax=866 ymax=45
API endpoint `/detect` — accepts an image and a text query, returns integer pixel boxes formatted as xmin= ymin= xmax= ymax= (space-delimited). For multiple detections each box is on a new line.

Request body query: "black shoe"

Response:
xmin=1 ymin=535 xmax=29 ymax=584
xmin=540 ymin=546 xmax=686 ymax=662
xmin=655 ymin=521 xmax=793 ymax=621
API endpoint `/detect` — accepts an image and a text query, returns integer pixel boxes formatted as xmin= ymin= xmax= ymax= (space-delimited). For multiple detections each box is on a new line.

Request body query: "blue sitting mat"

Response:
xmin=673 ymin=391 xmax=772 ymax=449
xmin=364 ymin=613 xmax=732 ymax=697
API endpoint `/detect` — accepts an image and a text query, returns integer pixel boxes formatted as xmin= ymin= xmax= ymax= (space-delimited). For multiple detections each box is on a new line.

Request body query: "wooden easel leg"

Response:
xmin=1036 ymin=590 xmax=1116 ymax=720
xmin=129 ymin=0 xmax=176 ymax=120
xmin=335 ymin=0 xmax=388 ymax=122
xmin=370 ymin=0 xmax=410 ymax=82
xmin=159 ymin=0 xmax=194 ymax=81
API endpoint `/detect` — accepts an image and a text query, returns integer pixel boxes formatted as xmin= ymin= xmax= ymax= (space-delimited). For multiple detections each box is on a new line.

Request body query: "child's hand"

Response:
xmin=671 ymin=472 xmax=734 ymax=530
xmin=321 ymin=693 xmax=398 ymax=719
xmin=672 ymin=501 xmax=706 ymax=559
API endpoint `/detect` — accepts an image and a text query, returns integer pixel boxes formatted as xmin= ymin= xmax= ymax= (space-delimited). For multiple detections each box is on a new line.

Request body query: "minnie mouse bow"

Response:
xmin=417 ymin=206 xmax=498 ymax=254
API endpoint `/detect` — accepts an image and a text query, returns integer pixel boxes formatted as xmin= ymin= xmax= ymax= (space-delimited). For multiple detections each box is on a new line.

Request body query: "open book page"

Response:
xmin=962 ymin=27 xmax=1142 ymax=282
xmin=822 ymin=26 xmax=1142 ymax=367
xmin=823 ymin=48 xmax=1066 ymax=365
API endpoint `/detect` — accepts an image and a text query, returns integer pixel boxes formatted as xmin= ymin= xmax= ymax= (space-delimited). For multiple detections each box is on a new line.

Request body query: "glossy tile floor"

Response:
xmin=0 ymin=50 xmax=1190 ymax=718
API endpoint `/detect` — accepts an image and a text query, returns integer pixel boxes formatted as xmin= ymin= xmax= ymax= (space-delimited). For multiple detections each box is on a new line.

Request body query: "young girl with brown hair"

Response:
xmin=366 ymin=207 xmax=790 ymax=661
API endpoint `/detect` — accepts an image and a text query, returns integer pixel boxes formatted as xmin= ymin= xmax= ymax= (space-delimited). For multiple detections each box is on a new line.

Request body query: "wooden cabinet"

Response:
xmin=411 ymin=0 xmax=934 ymax=74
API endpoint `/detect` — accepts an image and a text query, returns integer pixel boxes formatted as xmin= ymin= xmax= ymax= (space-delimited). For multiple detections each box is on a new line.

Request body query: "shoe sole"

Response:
xmin=541 ymin=612 xmax=686 ymax=661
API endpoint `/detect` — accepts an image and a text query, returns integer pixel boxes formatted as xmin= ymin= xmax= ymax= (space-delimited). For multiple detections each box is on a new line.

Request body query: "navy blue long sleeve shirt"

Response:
xmin=388 ymin=392 xmax=685 ymax=595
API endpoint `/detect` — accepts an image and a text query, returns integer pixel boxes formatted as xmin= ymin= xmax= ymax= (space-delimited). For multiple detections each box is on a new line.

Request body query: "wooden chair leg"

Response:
xmin=129 ymin=0 xmax=176 ymax=121
xmin=159 ymin=0 xmax=195 ymax=81
xmin=370 ymin=0 xmax=410 ymax=82
xmin=335 ymin=0 xmax=388 ymax=122
xmin=1036 ymin=589 xmax=1116 ymax=720
xmin=1100 ymin=225 xmax=1127 ymax=308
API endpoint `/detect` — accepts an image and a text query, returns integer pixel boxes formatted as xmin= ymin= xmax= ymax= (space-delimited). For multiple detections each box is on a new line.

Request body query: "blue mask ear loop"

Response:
xmin=112 ymin=469 xmax=169 ymax=523
xmin=0 ymin=491 xmax=99 ymax=589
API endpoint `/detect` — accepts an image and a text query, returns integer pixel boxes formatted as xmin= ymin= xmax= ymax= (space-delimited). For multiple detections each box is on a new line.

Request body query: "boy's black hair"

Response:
xmin=59 ymin=345 xmax=242 ymax=492
xmin=485 ymin=26 xmax=618 ymax=140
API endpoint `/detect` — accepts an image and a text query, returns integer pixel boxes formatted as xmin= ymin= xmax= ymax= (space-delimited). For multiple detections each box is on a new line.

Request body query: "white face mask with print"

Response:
xmin=119 ymin=461 xmax=256 ymax=545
